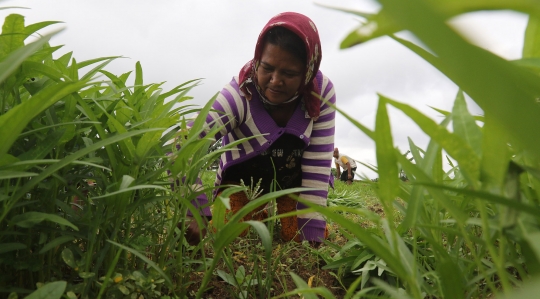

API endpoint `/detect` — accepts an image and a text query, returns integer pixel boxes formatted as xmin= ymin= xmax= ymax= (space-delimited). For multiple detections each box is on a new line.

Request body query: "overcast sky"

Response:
xmin=2 ymin=0 xmax=529 ymax=178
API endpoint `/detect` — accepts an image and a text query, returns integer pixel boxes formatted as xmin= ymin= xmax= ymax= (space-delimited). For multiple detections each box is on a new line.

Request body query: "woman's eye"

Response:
xmin=284 ymin=72 xmax=299 ymax=77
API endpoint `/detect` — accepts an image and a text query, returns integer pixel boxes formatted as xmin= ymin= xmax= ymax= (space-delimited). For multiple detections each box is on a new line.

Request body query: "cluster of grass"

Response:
xmin=3 ymin=0 xmax=540 ymax=298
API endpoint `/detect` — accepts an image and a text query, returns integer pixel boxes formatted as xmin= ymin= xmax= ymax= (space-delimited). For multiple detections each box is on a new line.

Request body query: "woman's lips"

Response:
xmin=268 ymin=88 xmax=282 ymax=94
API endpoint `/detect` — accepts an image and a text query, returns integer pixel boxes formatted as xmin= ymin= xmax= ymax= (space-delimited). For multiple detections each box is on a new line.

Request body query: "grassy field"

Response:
xmin=3 ymin=1 xmax=540 ymax=298
xmin=195 ymin=171 xmax=389 ymax=298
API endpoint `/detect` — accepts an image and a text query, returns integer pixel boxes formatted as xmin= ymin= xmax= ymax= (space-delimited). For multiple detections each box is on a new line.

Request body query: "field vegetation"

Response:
xmin=2 ymin=0 xmax=540 ymax=298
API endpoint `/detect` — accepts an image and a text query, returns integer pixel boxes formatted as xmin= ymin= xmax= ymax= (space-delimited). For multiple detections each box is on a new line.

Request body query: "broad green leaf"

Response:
xmin=379 ymin=0 xmax=540 ymax=162
xmin=374 ymin=96 xmax=399 ymax=204
xmin=480 ymin=112 xmax=510 ymax=188
xmin=24 ymin=281 xmax=66 ymax=299
xmin=0 ymin=81 xmax=87 ymax=157
xmin=11 ymin=211 xmax=79 ymax=231
xmin=22 ymin=60 xmax=68 ymax=82
xmin=134 ymin=61 xmax=143 ymax=96
xmin=336 ymin=0 xmax=540 ymax=48
xmin=0 ymin=154 xmax=18 ymax=167
xmin=437 ymin=257 xmax=465 ymax=299
xmin=119 ymin=175 xmax=135 ymax=190
xmin=68 ymin=58 xmax=78 ymax=81
xmin=288 ymin=272 xmax=320 ymax=299
xmin=0 ymin=30 xmax=59 ymax=84
xmin=0 ymin=242 xmax=26 ymax=254
xmin=56 ymin=51 xmax=72 ymax=67
xmin=216 ymin=270 xmax=238 ymax=287
xmin=498 ymin=276 xmax=540 ymax=299
xmin=452 ymin=91 xmax=482 ymax=157
xmin=0 ymin=14 xmax=25 ymax=59
xmin=523 ymin=14 xmax=540 ymax=58
xmin=38 ymin=236 xmax=75 ymax=254
xmin=61 ymin=248 xmax=77 ymax=269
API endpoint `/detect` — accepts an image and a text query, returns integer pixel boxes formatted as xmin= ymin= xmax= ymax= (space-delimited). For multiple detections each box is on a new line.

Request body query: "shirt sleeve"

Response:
xmin=297 ymin=72 xmax=336 ymax=242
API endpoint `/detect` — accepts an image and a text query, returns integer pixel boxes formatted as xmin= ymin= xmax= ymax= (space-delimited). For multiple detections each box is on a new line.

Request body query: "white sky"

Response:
xmin=2 ymin=0 xmax=529 ymax=178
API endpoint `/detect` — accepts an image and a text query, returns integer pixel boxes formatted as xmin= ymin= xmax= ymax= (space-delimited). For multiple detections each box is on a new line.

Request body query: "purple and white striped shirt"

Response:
xmin=193 ymin=70 xmax=336 ymax=242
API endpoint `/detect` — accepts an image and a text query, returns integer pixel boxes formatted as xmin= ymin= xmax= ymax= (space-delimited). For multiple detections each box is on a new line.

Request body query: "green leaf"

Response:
xmin=7 ymin=129 xmax=161 ymax=208
xmin=374 ymin=96 xmax=399 ymax=203
xmin=22 ymin=60 xmax=68 ymax=82
xmin=77 ymin=56 xmax=122 ymax=70
xmin=216 ymin=270 xmax=238 ymax=287
xmin=11 ymin=212 xmax=79 ymax=231
xmin=523 ymin=14 xmax=540 ymax=58
xmin=0 ymin=14 xmax=25 ymax=60
xmin=0 ymin=30 xmax=59 ymax=84
xmin=91 ymin=185 xmax=167 ymax=199
xmin=385 ymin=96 xmax=480 ymax=185
xmin=380 ymin=0 xmax=540 ymax=161
xmin=437 ymin=257 xmax=465 ymax=299
xmin=0 ymin=242 xmax=27 ymax=254
xmin=78 ymin=272 xmax=95 ymax=279
xmin=288 ymin=272 xmax=321 ymax=299
xmin=61 ymin=248 xmax=77 ymax=269
xmin=0 ymin=170 xmax=38 ymax=179
xmin=23 ymin=21 xmax=62 ymax=38
xmin=480 ymin=113 xmax=510 ymax=187
xmin=451 ymin=90 xmax=482 ymax=157
xmin=38 ymin=236 xmax=75 ymax=254
xmin=245 ymin=220 xmax=272 ymax=261
xmin=119 ymin=175 xmax=135 ymax=190
xmin=0 ymin=81 xmax=87 ymax=157
xmin=24 ymin=281 xmax=66 ymax=299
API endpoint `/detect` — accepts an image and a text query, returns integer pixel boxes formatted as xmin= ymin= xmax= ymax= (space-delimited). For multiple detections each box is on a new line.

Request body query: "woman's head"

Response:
xmin=256 ymin=28 xmax=306 ymax=105
xmin=239 ymin=12 xmax=323 ymax=117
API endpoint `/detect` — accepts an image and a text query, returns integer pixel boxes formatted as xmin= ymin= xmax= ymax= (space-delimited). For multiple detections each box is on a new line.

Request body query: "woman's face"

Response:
xmin=256 ymin=42 xmax=304 ymax=105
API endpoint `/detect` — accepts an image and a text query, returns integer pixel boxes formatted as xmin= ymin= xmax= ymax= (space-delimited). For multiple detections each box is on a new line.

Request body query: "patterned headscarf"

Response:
xmin=238 ymin=12 xmax=322 ymax=119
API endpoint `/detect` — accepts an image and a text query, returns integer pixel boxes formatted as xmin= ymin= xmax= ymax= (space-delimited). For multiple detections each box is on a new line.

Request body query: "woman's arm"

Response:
xmin=297 ymin=73 xmax=336 ymax=242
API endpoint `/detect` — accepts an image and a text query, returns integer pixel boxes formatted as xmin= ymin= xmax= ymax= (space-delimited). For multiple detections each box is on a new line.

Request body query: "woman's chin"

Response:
xmin=265 ymin=94 xmax=285 ymax=105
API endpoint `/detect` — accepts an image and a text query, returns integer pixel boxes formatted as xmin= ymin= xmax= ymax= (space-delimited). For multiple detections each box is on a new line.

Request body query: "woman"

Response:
xmin=184 ymin=12 xmax=336 ymax=246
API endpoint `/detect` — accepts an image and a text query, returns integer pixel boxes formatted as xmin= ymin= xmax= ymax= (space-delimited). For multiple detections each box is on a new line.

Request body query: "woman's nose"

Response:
xmin=270 ymin=72 xmax=283 ymax=84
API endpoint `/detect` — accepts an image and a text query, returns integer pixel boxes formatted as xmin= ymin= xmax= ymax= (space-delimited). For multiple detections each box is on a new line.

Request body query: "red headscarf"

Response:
xmin=238 ymin=12 xmax=322 ymax=119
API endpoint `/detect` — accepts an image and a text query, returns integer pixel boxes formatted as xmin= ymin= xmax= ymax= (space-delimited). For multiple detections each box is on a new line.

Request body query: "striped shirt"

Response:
xmin=194 ymin=70 xmax=336 ymax=241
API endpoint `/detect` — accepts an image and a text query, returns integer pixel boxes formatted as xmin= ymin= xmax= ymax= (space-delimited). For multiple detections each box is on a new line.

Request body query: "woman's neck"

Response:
xmin=265 ymin=98 xmax=299 ymax=127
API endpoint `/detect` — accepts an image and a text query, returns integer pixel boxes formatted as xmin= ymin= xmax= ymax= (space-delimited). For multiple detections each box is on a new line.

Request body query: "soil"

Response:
xmin=183 ymin=228 xmax=347 ymax=299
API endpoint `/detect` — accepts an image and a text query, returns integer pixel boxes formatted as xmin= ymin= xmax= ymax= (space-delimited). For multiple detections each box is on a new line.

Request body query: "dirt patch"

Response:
xmin=183 ymin=231 xmax=346 ymax=298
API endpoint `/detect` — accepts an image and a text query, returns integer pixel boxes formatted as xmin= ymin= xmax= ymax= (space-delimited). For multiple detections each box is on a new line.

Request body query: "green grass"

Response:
xmin=3 ymin=1 xmax=540 ymax=298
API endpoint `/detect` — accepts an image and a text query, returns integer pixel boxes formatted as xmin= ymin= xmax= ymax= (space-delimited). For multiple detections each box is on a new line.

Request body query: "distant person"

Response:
xmin=333 ymin=148 xmax=357 ymax=185
xmin=179 ymin=12 xmax=337 ymax=247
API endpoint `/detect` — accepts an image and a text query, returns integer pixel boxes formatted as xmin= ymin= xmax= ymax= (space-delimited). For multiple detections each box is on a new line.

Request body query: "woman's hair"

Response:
xmin=263 ymin=26 xmax=307 ymax=66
